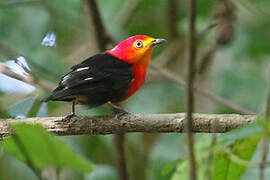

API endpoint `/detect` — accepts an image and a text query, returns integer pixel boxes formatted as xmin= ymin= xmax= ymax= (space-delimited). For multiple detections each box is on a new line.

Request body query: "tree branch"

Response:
xmin=186 ymin=0 xmax=198 ymax=179
xmin=167 ymin=0 xmax=178 ymax=39
xmin=82 ymin=0 xmax=114 ymax=51
xmin=0 ymin=62 xmax=55 ymax=91
xmin=113 ymin=133 xmax=129 ymax=180
xmin=0 ymin=113 xmax=256 ymax=139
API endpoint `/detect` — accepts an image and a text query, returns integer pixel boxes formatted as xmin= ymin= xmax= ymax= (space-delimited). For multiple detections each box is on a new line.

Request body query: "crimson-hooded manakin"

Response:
xmin=42 ymin=35 xmax=166 ymax=117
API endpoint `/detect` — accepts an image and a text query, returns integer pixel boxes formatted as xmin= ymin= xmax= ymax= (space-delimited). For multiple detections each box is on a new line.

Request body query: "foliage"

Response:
xmin=212 ymin=134 xmax=260 ymax=180
xmin=2 ymin=124 xmax=93 ymax=173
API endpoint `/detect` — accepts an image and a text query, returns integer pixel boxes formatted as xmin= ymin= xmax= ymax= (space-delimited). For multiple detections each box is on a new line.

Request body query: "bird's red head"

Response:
xmin=107 ymin=35 xmax=166 ymax=66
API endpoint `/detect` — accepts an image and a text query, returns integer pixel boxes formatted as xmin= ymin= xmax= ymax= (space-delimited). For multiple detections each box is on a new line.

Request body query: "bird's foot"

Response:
xmin=62 ymin=113 xmax=76 ymax=121
xmin=113 ymin=106 xmax=130 ymax=119
xmin=115 ymin=110 xmax=130 ymax=119
xmin=107 ymin=102 xmax=130 ymax=119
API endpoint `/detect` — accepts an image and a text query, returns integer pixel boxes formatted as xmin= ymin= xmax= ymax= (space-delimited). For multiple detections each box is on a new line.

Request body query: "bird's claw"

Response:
xmin=108 ymin=102 xmax=130 ymax=119
xmin=115 ymin=110 xmax=130 ymax=119
xmin=62 ymin=113 xmax=76 ymax=121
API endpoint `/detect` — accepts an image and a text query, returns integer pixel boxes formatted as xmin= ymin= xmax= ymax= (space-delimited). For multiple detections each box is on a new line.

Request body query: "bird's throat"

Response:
xmin=123 ymin=49 xmax=153 ymax=99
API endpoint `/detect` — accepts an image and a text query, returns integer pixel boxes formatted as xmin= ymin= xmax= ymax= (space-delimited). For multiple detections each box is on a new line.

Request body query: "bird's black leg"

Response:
xmin=63 ymin=101 xmax=76 ymax=120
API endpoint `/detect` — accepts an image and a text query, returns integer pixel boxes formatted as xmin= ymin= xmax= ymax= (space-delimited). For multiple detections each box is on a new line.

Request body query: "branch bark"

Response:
xmin=0 ymin=113 xmax=256 ymax=139
xmin=167 ymin=0 xmax=178 ymax=39
xmin=259 ymin=75 xmax=270 ymax=180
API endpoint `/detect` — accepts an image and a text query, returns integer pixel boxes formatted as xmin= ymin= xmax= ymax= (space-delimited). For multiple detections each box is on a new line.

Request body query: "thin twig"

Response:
xmin=265 ymin=77 xmax=270 ymax=118
xmin=259 ymin=76 xmax=270 ymax=180
xmin=152 ymin=38 xmax=184 ymax=66
xmin=113 ymin=133 xmax=129 ymax=180
xmin=154 ymin=22 xmax=216 ymax=67
xmin=0 ymin=62 xmax=55 ymax=91
xmin=82 ymin=0 xmax=113 ymax=51
xmin=168 ymin=0 xmax=179 ymax=39
xmin=237 ymin=0 xmax=270 ymax=18
xmin=0 ymin=42 xmax=60 ymax=80
xmin=198 ymin=23 xmax=218 ymax=39
xmin=185 ymin=0 xmax=198 ymax=179
xmin=140 ymin=133 xmax=160 ymax=179
xmin=206 ymin=134 xmax=216 ymax=180
xmin=109 ymin=104 xmax=130 ymax=180
xmin=205 ymin=111 xmax=219 ymax=180
xmin=260 ymin=136 xmax=269 ymax=180
xmin=197 ymin=45 xmax=217 ymax=75
xmin=150 ymin=63 xmax=255 ymax=115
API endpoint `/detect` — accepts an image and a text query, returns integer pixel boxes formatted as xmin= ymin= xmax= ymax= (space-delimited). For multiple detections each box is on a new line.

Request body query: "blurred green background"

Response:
xmin=0 ymin=0 xmax=269 ymax=179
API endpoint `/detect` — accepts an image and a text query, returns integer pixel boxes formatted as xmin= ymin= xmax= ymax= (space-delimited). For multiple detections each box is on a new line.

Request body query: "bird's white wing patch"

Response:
xmin=76 ymin=67 xmax=89 ymax=72
xmin=62 ymin=74 xmax=70 ymax=82
xmin=84 ymin=77 xmax=93 ymax=81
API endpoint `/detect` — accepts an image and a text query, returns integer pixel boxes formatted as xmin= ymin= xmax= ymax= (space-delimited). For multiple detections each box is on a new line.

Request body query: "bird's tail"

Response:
xmin=41 ymin=95 xmax=54 ymax=102
xmin=41 ymin=85 xmax=65 ymax=102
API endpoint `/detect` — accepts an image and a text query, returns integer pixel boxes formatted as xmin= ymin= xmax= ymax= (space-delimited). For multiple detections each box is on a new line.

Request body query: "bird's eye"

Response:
xmin=134 ymin=40 xmax=143 ymax=48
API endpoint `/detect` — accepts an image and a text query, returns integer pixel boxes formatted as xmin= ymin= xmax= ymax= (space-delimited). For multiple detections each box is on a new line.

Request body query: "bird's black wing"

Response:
xmin=42 ymin=53 xmax=134 ymax=107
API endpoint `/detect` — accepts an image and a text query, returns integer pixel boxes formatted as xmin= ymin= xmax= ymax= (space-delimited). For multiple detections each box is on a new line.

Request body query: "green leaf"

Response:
xmin=171 ymin=160 xmax=189 ymax=180
xmin=212 ymin=134 xmax=261 ymax=180
xmin=2 ymin=123 xmax=93 ymax=173
xmin=161 ymin=159 xmax=180 ymax=176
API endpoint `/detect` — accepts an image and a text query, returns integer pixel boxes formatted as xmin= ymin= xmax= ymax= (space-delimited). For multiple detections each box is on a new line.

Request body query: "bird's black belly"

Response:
xmin=77 ymin=82 xmax=130 ymax=107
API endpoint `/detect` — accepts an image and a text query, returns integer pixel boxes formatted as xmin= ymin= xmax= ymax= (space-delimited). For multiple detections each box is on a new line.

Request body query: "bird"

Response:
xmin=42 ymin=35 xmax=166 ymax=118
